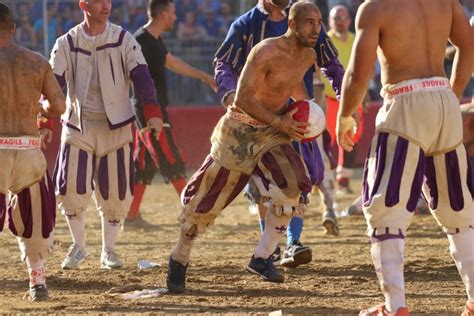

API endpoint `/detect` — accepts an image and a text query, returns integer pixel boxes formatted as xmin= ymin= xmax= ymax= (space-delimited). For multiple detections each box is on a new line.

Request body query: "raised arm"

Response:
xmin=449 ymin=0 xmax=474 ymax=99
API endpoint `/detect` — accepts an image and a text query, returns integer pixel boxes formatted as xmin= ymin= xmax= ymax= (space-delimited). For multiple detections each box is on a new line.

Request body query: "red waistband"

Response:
xmin=384 ymin=78 xmax=451 ymax=98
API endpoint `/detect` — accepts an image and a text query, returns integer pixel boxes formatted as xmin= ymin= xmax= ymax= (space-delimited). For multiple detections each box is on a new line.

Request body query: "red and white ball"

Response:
xmin=286 ymin=99 xmax=326 ymax=142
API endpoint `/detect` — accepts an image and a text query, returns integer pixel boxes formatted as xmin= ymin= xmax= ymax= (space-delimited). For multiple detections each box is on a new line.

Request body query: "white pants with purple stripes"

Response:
xmin=0 ymin=149 xmax=55 ymax=260
xmin=54 ymin=113 xmax=134 ymax=221
xmin=363 ymin=80 xmax=474 ymax=237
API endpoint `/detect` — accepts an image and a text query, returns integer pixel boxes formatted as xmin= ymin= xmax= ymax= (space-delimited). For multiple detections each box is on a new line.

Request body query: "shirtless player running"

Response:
xmin=336 ymin=0 xmax=474 ymax=314
xmin=0 ymin=2 xmax=65 ymax=301
xmin=167 ymin=1 xmax=320 ymax=291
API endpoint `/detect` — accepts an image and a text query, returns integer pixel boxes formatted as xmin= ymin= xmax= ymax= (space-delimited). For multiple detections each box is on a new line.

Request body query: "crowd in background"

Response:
xmin=3 ymin=0 xmax=474 ymax=103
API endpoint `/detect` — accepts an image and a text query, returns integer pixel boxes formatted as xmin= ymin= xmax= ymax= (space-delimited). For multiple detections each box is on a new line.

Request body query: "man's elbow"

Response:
xmin=49 ymin=101 xmax=66 ymax=117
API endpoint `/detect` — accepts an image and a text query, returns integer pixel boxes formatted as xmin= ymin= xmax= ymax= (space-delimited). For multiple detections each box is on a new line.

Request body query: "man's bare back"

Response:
xmin=0 ymin=44 xmax=65 ymax=136
xmin=355 ymin=0 xmax=474 ymax=96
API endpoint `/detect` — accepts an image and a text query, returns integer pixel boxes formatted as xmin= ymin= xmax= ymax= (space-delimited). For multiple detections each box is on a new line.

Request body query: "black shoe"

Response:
xmin=167 ymin=256 xmax=188 ymax=293
xmin=322 ymin=209 xmax=340 ymax=236
xmin=270 ymin=246 xmax=281 ymax=266
xmin=280 ymin=240 xmax=312 ymax=268
xmin=29 ymin=284 xmax=48 ymax=301
xmin=247 ymin=255 xmax=284 ymax=283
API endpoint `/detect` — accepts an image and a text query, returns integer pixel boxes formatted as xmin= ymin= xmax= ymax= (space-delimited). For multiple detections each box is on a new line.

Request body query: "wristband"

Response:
xmin=37 ymin=115 xmax=53 ymax=130
xmin=143 ymin=103 xmax=163 ymax=121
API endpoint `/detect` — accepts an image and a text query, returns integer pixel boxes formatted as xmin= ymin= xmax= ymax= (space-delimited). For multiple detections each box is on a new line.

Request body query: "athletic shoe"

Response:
xmin=61 ymin=244 xmax=87 ymax=270
xmin=346 ymin=196 xmax=363 ymax=216
xmin=100 ymin=248 xmax=123 ymax=269
xmin=462 ymin=300 xmax=474 ymax=316
xmin=322 ymin=209 xmax=340 ymax=236
xmin=29 ymin=284 xmax=48 ymax=301
xmin=270 ymin=246 xmax=282 ymax=266
xmin=359 ymin=304 xmax=409 ymax=316
xmin=167 ymin=256 xmax=188 ymax=293
xmin=121 ymin=215 xmax=158 ymax=231
xmin=280 ymin=240 xmax=312 ymax=268
xmin=247 ymin=255 xmax=284 ymax=283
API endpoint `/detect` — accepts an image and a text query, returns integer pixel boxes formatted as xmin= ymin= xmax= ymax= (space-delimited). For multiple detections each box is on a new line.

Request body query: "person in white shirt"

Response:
xmin=49 ymin=0 xmax=163 ymax=270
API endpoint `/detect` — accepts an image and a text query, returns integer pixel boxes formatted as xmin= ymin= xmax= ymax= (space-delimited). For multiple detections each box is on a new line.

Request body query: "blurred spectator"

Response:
xmin=177 ymin=11 xmax=207 ymax=41
xmin=219 ymin=1 xmax=235 ymax=30
xmin=33 ymin=2 xmax=61 ymax=51
xmin=110 ymin=6 xmax=130 ymax=30
xmin=15 ymin=12 xmax=36 ymax=49
xmin=128 ymin=5 xmax=147 ymax=32
xmin=175 ymin=0 xmax=197 ymax=23
xmin=196 ymin=0 xmax=220 ymax=15
xmin=198 ymin=9 xmax=225 ymax=38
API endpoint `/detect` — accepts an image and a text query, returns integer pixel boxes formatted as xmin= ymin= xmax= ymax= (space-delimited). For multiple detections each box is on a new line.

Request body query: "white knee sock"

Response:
xmin=254 ymin=207 xmax=292 ymax=259
xmin=448 ymin=229 xmax=474 ymax=300
xmin=65 ymin=211 xmax=86 ymax=248
xmin=171 ymin=225 xmax=197 ymax=265
xmin=26 ymin=254 xmax=46 ymax=287
xmin=101 ymin=216 xmax=120 ymax=252
xmin=371 ymin=238 xmax=406 ymax=312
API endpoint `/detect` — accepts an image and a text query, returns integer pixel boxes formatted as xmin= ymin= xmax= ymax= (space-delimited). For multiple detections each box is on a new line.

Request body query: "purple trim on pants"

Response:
xmin=98 ymin=155 xmax=109 ymax=201
xmin=281 ymin=144 xmax=312 ymax=193
xmin=367 ymin=133 xmax=388 ymax=207
xmin=129 ymin=143 xmax=135 ymax=195
xmin=56 ymin=143 xmax=71 ymax=195
xmin=77 ymin=149 xmax=88 ymax=194
xmin=445 ymin=150 xmax=464 ymax=211
xmin=254 ymin=166 xmax=270 ymax=191
xmin=406 ymin=148 xmax=425 ymax=212
xmin=39 ymin=175 xmax=56 ymax=238
xmin=117 ymin=147 xmax=127 ymax=201
xmin=362 ymin=147 xmax=371 ymax=206
xmin=0 ymin=193 xmax=5 ymax=232
xmin=322 ymin=130 xmax=337 ymax=169
xmin=182 ymin=155 xmax=214 ymax=206
xmin=91 ymin=154 xmax=96 ymax=191
xmin=424 ymin=156 xmax=438 ymax=210
xmin=195 ymin=166 xmax=230 ymax=213
xmin=466 ymin=147 xmax=473 ymax=198
xmin=294 ymin=140 xmax=324 ymax=187
xmin=261 ymin=151 xmax=287 ymax=190
xmin=223 ymin=174 xmax=251 ymax=209
xmin=385 ymin=137 xmax=409 ymax=207
xmin=17 ymin=187 xmax=33 ymax=238
xmin=370 ymin=227 xmax=405 ymax=243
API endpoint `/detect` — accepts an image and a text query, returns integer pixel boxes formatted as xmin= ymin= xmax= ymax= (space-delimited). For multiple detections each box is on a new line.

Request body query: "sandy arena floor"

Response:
xmin=0 ymin=176 xmax=468 ymax=315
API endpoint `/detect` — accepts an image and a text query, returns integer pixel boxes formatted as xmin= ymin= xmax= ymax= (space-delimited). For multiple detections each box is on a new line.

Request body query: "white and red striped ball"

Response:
xmin=287 ymin=99 xmax=326 ymax=142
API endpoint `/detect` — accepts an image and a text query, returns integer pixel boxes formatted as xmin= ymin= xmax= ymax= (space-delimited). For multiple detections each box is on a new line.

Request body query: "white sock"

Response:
xmin=254 ymin=206 xmax=292 ymax=259
xmin=101 ymin=216 xmax=120 ymax=252
xmin=448 ymin=229 xmax=474 ymax=300
xmin=171 ymin=225 xmax=197 ymax=265
xmin=65 ymin=211 xmax=86 ymax=248
xmin=26 ymin=255 xmax=46 ymax=287
xmin=318 ymin=176 xmax=335 ymax=210
xmin=371 ymin=238 xmax=406 ymax=312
